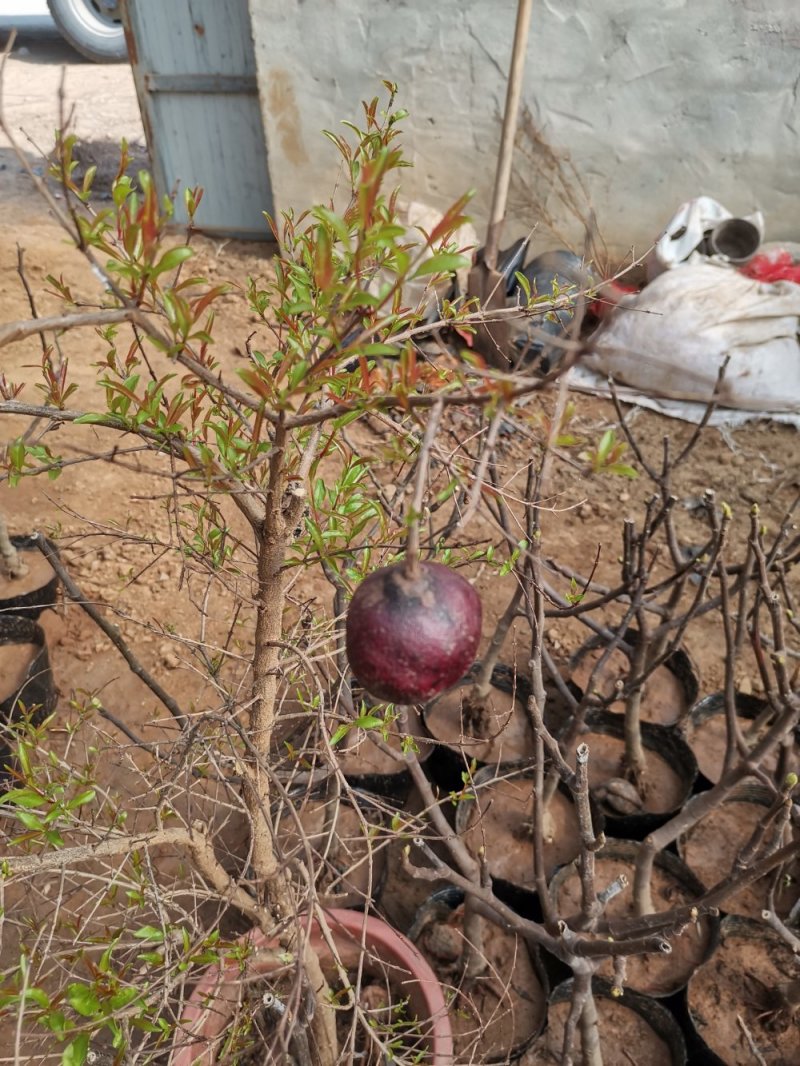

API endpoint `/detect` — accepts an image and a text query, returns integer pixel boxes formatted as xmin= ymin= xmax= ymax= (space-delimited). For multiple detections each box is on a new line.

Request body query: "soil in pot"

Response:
xmin=423 ymin=662 xmax=532 ymax=771
xmin=0 ymin=535 xmax=59 ymax=620
xmin=423 ymin=663 xmax=574 ymax=788
xmin=561 ymin=711 xmax=697 ymax=837
xmin=551 ymin=841 xmax=715 ymax=998
xmin=677 ymin=786 xmax=800 ymax=920
xmin=569 ymin=631 xmax=698 ymax=727
xmin=683 ymin=691 xmax=796 ymax=787
xmin=527 ymin=978 xmax=687 ymax=1065
xmin=276 ymin=787 xmax=388 ymax=909
xmin=457 ymin=765 xmax=586 ymax=889
xmin=411 ymin=888 xmax=548 ymax=1062
xmin=686 ymin=916 xmax=800 ymax=1065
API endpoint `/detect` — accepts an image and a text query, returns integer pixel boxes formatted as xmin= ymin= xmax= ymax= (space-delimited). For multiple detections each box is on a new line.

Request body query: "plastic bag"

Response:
xmin=587 ymin=261 xmax=800 ymax=412
xmin=648 ymin=196 xmax=764 ymax=278
xmin=740 ymin=242 xmax=800 ymax=285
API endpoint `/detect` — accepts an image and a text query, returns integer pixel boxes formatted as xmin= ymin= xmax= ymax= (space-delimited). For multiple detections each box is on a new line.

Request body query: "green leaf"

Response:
xmin=62 ymin=1034 xmax=90 ymax=1066
xmin=607 ymin=463 xmax=639 ymax=479
xmin=66 ymin=789 xmax=96 ymax=811
xmin=312 ymin=206 xmax=351 ymax=247
xmin=358 ymin=343 xmax=399 ymax=356
xmin=23 ymin=986 xmax=50 ymax=1008
xmin=514 ymin=270 xmax=531 ymax=301
xmin=353 ymin=714 xmax=384 ymax=731
xmin=330 ymin=723 xmax=351 ymax=746
xmin=72 ymin=412 xmax=111 ymax=426
xmin=412 ymin=252 xmax=469 ymax=279
xmin=152 ymin=245 xmax=193 ymax=277
xmin=14 ymin=810 xmax=44 ymax=831
xmin=132 ymin=925 xmax=165 ymax=942
xmin=67 ymin=983 xmax=100 ymax=1018
xmin=40 ymin=1009 xmax=67 ymax=1037
xmin=109 ymin=986 xmax=140 ymax=1011
xmin=596 ymin=428 xmax=615 ymax=465
xmin=1 ymin=789 xmax=45 ymax=808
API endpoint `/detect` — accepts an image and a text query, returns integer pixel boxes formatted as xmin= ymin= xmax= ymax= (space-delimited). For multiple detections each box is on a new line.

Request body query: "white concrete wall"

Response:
xmin=250 ymin=0 xmax=800 ymax=259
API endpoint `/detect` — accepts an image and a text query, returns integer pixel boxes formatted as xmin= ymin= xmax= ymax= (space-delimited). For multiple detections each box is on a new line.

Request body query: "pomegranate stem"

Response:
xmin=404 ymin=399 xmax=444 ymax=579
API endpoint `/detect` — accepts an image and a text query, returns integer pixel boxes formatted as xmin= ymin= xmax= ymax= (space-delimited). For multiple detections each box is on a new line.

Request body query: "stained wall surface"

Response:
xmin=250 ymin=0 xmax=799 ymax=257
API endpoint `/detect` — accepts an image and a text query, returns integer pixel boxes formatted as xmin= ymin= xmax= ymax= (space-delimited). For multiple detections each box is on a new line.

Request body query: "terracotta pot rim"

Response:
xmin=170 ymin=908 xmax=454 ymax=1065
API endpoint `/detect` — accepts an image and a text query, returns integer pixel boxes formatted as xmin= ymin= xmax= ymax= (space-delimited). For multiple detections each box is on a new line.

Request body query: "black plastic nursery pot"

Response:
xmin=421 ymin=661 xmax=534 ymax=791
xmin=422 ymin=658 xmax=582 ymax=793
xmin=0 ymin=534 xmax=60 ymax=620
xmin=454 ymin=763 xmax=604 ymax=896
xmin=276 ymin=784 xmax=389 ymax=909
xmin=549 ymin=840 xmax=718 ymax=1000
xmin=569 ymin=628 xmax=699 ymax=728
xmin=0 ymin=615 xmax=57 ymax=782
xmin=408 ymin=885 xmax=549 ymax=1063
xmin=534 ymin=977 xmax=688 ymax=1065
xmin=561 ymin=710 xmax=698 ymax=840
xmin=682 ymin=690 xmax=794 ymax=789
xmin=677 ymin=783 xmax=800 ymax=921
xmin=684 ymin=915 xmax=800 ymax=1065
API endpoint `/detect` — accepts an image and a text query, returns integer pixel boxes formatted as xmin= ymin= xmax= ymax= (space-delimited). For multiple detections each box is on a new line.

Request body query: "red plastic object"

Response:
xmin=171 ymin=908 xmax=454 ymax=1065
xmin=740 ymin=251 xmax=800 ymax=285
xmin=589 ymin=280 xmax=638 ymax=319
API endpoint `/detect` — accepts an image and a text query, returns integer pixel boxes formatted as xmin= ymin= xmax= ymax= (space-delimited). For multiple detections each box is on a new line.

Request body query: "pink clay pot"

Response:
xmin=170 ymin=908 xmax=454 ymax=1065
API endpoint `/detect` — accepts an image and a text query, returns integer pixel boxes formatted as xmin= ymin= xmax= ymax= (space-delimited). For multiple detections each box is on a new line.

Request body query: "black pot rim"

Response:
xmin=567 ymin=709 xmax=698 ymax=838
xmin=676 ymin=782 xmax=779 ymax=888
xmin=0 ymin=614 xmax=57 ymax=786
xmin=547 ymin=976 xmax=687 ymax=1065
xmin=568 ymin=626 xmax=699 ymax=727
xmin=684 ymin=914 xmax=800 ymax=1066
xmin=683 ymin=690 xmax=780 ymax=788
xmin=0 ymin=534 xmax=60 ymax=620
xmin=549 ymin=839 xmax=719 ymax=999
xmin=420 ymin=661 xmax=535 ymax=789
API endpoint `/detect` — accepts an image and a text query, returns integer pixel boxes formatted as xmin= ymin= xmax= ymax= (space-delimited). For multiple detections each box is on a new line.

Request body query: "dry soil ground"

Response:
xmin=0 ymin=29 xmax=799 ymax=1065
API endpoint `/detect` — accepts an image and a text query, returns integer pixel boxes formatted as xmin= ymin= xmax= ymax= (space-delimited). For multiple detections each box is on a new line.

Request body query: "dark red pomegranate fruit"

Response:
xmin=346 ymin=561 xmax=482 ymax=704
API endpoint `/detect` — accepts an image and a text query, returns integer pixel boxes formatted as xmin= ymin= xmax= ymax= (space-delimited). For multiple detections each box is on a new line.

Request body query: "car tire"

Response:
xmin=47 ymin=0 xmax=127 ymax=63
